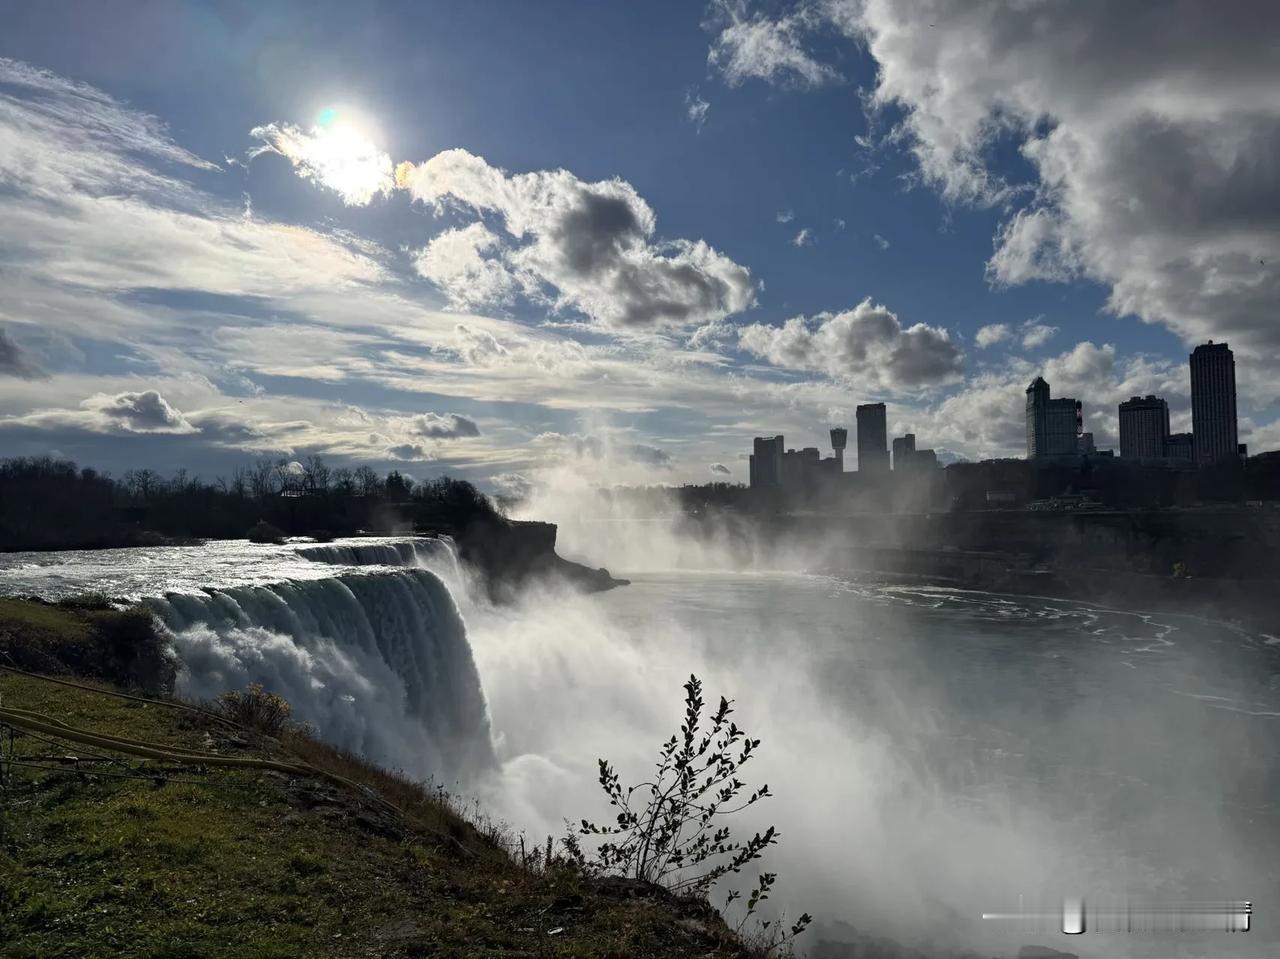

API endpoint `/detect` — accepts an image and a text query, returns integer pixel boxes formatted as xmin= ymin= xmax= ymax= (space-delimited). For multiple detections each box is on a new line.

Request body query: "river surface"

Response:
xmin=1 ymin=538 xmax=1276 ymax=959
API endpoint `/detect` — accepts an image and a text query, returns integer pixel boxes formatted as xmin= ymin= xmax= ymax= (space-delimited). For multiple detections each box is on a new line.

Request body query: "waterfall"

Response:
xmin=146 ymin=566 xmax=493 ymax=781
xmin=295 ymin=537 xmax=458 ymax=569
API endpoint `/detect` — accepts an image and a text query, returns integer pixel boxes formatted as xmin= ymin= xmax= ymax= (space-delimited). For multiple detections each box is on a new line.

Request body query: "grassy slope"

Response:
xmin=0 ymin=609 xmax=754 ymax=959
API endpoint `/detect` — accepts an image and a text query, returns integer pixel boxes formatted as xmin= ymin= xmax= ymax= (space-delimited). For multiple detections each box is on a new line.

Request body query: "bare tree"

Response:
xmin=124 ymin=468 xmax=160 ymax=501
xmin=331 ymin=467 xmax=355 ymax=496
xmin=354 ymin=465 xmax=382 ymax=498
xmin=248 ymin=458 xmax=276 ymax=501
xmin=303 ymin=454 xmax=330 ymax=494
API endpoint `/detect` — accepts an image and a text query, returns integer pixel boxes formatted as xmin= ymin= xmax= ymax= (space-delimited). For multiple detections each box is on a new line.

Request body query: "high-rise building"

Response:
xmin=830 ymin=428 xmax=848 ymax=471
xmin=1118 ymin=395 xmax=1170 ymax=459
xmin=856 ymin=403 xmax=889 ymax=473
xmin=1190 ymin=341 xmax=1238 ymax=464
xmin=892 ymin=433 xmax=915 ymax=470
xmin=749 ymin=435 xmax=784 ymax=488
xmin=1025 ymin=377 xmax=1081 ymax=458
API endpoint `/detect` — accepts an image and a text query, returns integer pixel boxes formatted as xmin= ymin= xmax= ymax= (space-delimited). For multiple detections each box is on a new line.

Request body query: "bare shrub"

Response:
xmin=576 ymin=674 xmax=811 ymax=952
xmin=215 ymin=682 xmax=292 ymax=736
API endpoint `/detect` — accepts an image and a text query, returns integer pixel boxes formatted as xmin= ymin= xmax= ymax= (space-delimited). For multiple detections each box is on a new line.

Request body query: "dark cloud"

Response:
xmin=0 ymin=328 xmax=44 ymax=379
xmin=412 ymin=413 xmax=480 ymax=439
xmin=710 ymin=462 xmax=731 ymax=474
xmin=626 ymin=443 xmax=673 ymax=467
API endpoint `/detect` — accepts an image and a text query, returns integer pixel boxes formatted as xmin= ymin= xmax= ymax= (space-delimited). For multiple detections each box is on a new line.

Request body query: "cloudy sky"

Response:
xmin=1 ymin=0 xmax=1277 ymax=490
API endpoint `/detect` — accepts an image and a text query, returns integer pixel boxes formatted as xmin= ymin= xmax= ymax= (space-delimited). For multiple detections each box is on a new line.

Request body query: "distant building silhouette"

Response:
xmin=1078 ymin=432 xmax=1096 ymax=454
xmin=856 ymin=403 xmax=889 ymax=473
xmin=1190 ymin=341 xmax=1238 ymax=464
xmin=749 ymin=435 xmax=784 ymax=488
xmin=892 ymin=433 xmax=915 ymax=470
xmin=781 ymin=446 xmax=822 ymax=488
xmin=1025 ymin=377 xmax=1081 ymax=458
xmin=1119 ymin=395 xmax=1170 ymax=459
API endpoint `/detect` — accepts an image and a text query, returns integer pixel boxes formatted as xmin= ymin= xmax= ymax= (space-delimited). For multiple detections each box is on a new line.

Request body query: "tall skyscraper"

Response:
xmin=749 ymin=435 xmax=784 ymax=488
xmin=856 ymin=403 xmax=889 ymax=473
xmin=1118 ymin=395 xmax=1170 ymax=459
xmin=1190 ymin=341 xmax=1238 ymax=464
xmin=1025 ymin=377 xmax=1081 ymax=458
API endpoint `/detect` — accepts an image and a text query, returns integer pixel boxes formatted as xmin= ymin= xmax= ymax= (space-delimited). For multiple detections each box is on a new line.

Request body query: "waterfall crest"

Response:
xmin=146 ymin=566 xmax=493 ymax=781
xmin=295 ymin=537 xmax=457 ymax=569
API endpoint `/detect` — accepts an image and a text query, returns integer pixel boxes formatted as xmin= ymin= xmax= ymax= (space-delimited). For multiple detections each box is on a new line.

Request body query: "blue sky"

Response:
xmin=1 ymin=0 xmax=1276 ymax=491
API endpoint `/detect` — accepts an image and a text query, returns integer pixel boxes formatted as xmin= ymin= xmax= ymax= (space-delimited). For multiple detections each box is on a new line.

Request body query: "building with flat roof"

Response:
xmin=1119 ymin=395 xmax=1170 ymax=459
xmin=1190 ymin=341 xmax=1238 ymax=464
xmin=748 ymin=435 xmax=784 ymax=488
xmin=856 ymin=403 xmax=889 ymax=473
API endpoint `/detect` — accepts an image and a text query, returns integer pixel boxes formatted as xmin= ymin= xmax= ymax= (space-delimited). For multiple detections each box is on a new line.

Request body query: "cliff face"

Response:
xmin=456 ymin=517 xmax=627 ymax=600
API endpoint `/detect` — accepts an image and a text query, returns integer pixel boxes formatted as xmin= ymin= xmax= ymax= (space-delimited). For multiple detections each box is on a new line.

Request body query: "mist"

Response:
xmin=458 ymin=473 xmax=1279 ymax=959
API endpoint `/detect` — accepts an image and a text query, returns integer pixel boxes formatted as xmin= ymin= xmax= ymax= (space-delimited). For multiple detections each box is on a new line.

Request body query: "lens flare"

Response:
xmin=251 ymin=110 xmax=394 ymax=206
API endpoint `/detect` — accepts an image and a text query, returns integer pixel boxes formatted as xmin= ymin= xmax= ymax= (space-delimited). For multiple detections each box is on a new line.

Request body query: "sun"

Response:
xmin=286 ymin=108 xmax=394 ymax=206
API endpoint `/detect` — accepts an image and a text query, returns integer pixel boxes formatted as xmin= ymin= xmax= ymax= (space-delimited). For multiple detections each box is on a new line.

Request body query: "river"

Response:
xmin=1 ymin=535 xmax=1276 ymax=959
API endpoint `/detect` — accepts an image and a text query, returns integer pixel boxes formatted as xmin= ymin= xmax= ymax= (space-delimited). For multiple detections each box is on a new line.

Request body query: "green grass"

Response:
xmin=0 ymin=670 xmax=755 ymax=959
xmin=0 ymin=598 xmax=172 ymax=693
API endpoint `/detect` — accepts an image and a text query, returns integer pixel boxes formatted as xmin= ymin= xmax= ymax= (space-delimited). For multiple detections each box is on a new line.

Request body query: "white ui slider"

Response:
xmin=981 ymin=899 xmax=1252 ymax=933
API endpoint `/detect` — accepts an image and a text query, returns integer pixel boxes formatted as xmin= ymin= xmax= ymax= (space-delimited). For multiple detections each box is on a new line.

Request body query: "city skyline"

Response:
xmin=1 ymin=3 xmax=1278 ymax=492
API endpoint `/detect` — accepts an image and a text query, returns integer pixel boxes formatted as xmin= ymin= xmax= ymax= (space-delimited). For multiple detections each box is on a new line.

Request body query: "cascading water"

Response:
xmin=146 ymin=565 xmax=494 ymax=781
xmin=295 ymin=536 xmax=460 ymax=571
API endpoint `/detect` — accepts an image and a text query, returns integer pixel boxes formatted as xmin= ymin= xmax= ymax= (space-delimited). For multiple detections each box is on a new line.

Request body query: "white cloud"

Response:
xmin=872 ymin=233 xmax=889 ymax=250
xmin=707 ymin=0 xmax=841 ymax=88
xmin=738 ymin=297 xmax=963 ymax=389
xmin=686 ymin=91 xmax=711 ymax=130
xmin=838 ymin=0 xmax=1280 ymax=365
xmin=792 ymin=227 xmax=814 ymax=247
xmin=974 ymin=323 xmax=1011 ymax=349
xmin=88 ymin=389 xmax=197 ymax=433
xmin=412 ymin=223 xmax=519 ymax=311
xmin=776 ymin=209 xmax=795 ymax=223
xmin=395 ymin=149 xmax=756 ymax=329
xmin=1020 ymin=319 xmax=1059 ymax=350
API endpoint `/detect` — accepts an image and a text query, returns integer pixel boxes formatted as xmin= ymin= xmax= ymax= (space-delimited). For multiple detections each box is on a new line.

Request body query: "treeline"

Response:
xmin=0 ymin=455 xmax=499 ymax=552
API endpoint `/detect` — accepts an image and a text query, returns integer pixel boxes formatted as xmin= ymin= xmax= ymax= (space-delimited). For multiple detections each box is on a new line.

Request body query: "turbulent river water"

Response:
xmin=1 ymin=534 xmax=1276 ymax=959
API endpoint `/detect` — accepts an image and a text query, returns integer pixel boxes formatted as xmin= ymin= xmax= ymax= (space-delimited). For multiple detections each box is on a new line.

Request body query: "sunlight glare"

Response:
xmin=292 ymin=108 xmax=393 ymax=205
